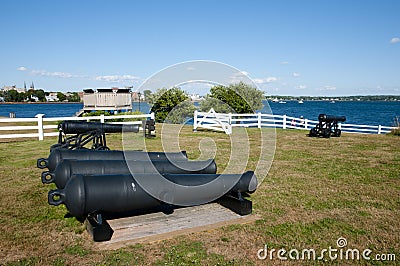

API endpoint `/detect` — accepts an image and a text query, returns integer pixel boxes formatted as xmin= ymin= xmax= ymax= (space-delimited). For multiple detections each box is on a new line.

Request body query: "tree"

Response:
xmin=67 ymin=92 xmax=81 ymax=102
xmin=35 ymin=89 xmax=46 ymax=102
xmin=5 ymin=90 xmax=24 ymax=102
xmin=148 ymin=87 xmax=196 ymax=123
xmin=143 ymin=90 xmax=152 ymax=101
xmin=57 ymin=92 xmax=66 ymax=102
xmin=200 ymin=82 xmax=265 ymax=113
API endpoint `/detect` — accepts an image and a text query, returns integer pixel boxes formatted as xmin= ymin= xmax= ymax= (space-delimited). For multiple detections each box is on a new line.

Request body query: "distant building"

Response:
xmin=132 ymin=91 xmax=145 ymax=102
xmin=189 ymin=93 xmax=203 ymax=102
xmin=30 ymin=95 xmax=39 ymax=102
xmin=2 ymin=85 xmax=26 ymax=94
xmin=0 ymin=96 xmax=4 ymax=102
xmin=45 ymin=92 xmax=59 ymax=102
xmin=82 ymin=88 xmax=132 ymax=113
xmin=45 ymin=95 xmax=58 ymax=102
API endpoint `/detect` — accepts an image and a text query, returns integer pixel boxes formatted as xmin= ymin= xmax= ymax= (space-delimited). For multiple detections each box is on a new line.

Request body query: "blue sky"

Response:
xmin=0 ymin=0 xmax=399 ymax=96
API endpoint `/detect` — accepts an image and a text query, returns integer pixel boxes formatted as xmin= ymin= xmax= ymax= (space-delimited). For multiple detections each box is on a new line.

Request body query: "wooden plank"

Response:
xmin=95 ymin=203 xmax=258 ymax=250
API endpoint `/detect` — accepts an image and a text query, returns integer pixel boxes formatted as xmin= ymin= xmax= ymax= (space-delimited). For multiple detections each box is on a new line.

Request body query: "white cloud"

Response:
xmin=390 ymin=37 xmax=400 ymax=44
xmin=317 ymin=85 xmax=337 ymax=91
xmin=17 ymin=66 xmax=27 ymax=71
xmin=280 ymin=61 xmax=289 ymax=65
xmin=295 ymin=85 xmax=307 ymax=89
xmin=229 ymin=71 xmax=251 ymax=84
xmin=32 ymin=69 xmax=75 ymax=78
xmin=95 ymin=75 xmax=140 ymax=83
xmin=253 ymin=77 xmax=278 ymax=84
xmin=292 ymin=72 xmax=300 ymax=77
xmin=27 ymin=67 xmax=141 ymax=85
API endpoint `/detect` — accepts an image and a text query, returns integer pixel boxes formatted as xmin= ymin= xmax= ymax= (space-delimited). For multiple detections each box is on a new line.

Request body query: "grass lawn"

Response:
xmin=0 ymin=126 xmax=399 ymax=265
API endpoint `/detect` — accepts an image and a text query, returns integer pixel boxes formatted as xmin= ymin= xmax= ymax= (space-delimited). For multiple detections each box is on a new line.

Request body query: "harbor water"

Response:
xmin=0 ymin=100 xmax=399 ymax=127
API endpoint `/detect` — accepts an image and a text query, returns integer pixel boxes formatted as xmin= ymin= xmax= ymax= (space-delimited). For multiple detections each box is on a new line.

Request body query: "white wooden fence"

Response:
xmin=0 ymin=113 xmax=155 ymax=140
xmin=193 ymin=109 xmax=396 ymax=135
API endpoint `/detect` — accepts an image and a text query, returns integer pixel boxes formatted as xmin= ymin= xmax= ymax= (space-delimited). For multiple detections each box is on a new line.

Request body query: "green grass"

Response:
xmin=0 ymin=126 xmax=399 ymax=265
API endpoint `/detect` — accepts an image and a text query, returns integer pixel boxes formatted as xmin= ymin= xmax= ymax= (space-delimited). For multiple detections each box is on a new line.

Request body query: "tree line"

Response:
xmin=0 ymin=89 xmax=80 ymax=102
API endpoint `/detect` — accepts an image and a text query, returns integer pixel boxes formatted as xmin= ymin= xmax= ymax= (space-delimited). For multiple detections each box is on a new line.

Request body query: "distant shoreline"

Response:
xmin=0 ymin=102 xmax=82 ymax=105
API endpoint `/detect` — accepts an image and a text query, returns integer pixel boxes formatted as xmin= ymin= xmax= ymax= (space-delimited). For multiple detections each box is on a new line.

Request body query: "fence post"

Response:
xmin=100 ymin=114 xmax=105 ymax=123
xmin=193 ymin=110 xmax=198 ymax=132
xmin=150 ymin=112 xmax=155 ymax=120
xmin=228 ymin=113 xmax=232 ymax=126
xmin=378 ymin=125 xmax=382 ymax=134
xmin=283 ymin=115 xmax=287 ymax=129
xmin=304 ymin=119 xmax=308 ymax=129
xmin=35 ymin=114 xmax=45 ymax=141
xmin=257 ymin=112 xmax=261 ymax=128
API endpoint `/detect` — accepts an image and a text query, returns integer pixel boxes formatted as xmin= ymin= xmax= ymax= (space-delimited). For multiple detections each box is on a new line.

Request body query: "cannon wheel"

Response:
xmin=333 ymin=129 xmax=341 ymax=137
xmin=309 ymin=128 xmax=317 ymax=137
xmin=322 ymin=128 xmax=331 ymax=138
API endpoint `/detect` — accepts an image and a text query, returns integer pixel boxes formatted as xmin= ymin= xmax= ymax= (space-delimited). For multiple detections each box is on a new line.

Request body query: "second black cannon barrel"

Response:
xmin=37 ymin=149 xmax=188 ymax=171
xmin=42 ymin=159 xmax=217 ymax=189
xmin=60 ymin=121 xmax=140 ymax=134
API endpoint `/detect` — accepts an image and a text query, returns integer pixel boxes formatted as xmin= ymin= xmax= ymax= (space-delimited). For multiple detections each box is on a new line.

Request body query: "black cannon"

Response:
xmin=48 ymin=171 xmax=257 ymax=241
xmin=37 ymin=149 xmax=188 ymax=171
xmin=48 ymin=171 xmax=257 ymax=219
xmin=41 ymin=159 xmax=217 ymax=189
xmin=51 ymin=120 xmax=142 ymax=151
xmin=309 ymin=114 xmax=346 ymax=138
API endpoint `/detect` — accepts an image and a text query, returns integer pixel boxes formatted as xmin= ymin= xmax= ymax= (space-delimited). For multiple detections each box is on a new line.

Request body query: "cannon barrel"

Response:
xmin=37 ymin=149 xmax=188 ymax=171
xmin=60 ymin=121 xmax=140 ymax=134
xmin=42 ymin=159 xmax=217 ymax=189
xmin=318 ymin=114 xmax=346 ymax=123
xmin=48 ymin=171 xmax=257 ymax=219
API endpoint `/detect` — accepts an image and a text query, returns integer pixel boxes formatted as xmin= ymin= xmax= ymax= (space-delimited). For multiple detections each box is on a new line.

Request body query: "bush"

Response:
xmin=148 ymin=87 xmax=196 ymax=123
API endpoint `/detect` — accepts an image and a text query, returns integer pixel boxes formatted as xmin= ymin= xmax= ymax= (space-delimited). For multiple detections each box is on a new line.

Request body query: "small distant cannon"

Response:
xmin=51 ymin=120 xmax=140 ymax=151
xmin=309 ymin=114 xmax=346 ymax=138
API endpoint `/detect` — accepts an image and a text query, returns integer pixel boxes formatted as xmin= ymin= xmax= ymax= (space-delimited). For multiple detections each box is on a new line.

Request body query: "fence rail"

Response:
xmin=0 ymin=113 xmax=155 ymax=140
xmin=193 ymin=109 xmax=396 ymax=135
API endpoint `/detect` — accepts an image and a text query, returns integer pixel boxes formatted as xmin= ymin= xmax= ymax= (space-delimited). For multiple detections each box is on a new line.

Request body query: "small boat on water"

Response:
xmin=272 ymin=98 xmax=279 ymax=102
xmin=330 ymin=100 xmax=335 ymax=103
xmin=278 ymin=101 xmax=287 ymax=104
xmin=298 ymin=100 xmax=304 ymax=104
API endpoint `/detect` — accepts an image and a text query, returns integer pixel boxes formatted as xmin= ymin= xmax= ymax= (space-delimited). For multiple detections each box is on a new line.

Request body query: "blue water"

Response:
xmin=1 ymin=100 xmax=399 ymax=127
xmin=264 ymin=100 xmax=400 ymax=127
xmin=0 ymin=103 xmax=84 ymax=118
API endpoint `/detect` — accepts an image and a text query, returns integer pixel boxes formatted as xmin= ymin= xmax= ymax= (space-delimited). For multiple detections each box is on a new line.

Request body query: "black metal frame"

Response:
xmin=51 ymin=129 xmax=110 ymax=150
